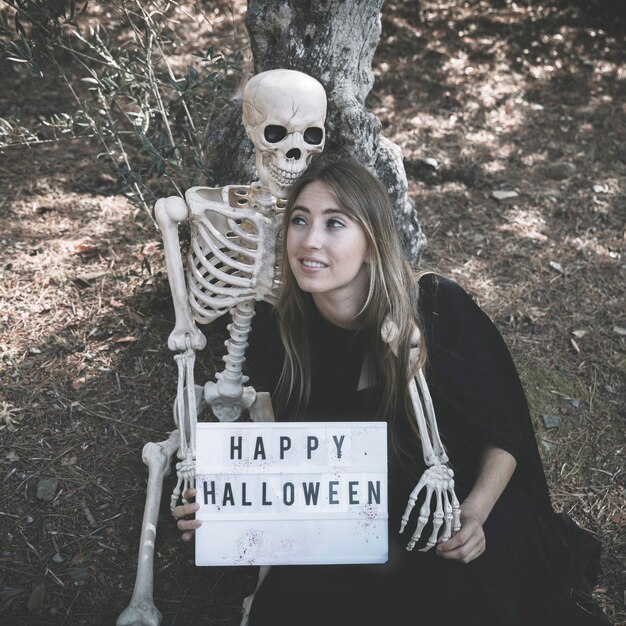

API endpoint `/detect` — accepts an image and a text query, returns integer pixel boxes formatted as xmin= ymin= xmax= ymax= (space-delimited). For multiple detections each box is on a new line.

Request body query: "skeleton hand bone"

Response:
xmin=400 ymin=463 xmax=461 ymax=552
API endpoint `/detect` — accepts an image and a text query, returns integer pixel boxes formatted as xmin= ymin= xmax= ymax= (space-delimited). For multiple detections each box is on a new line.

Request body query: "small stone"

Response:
xmin=542 ymin=414 xmax=561 ymax=429
xmin=492 ymin=190 xmax=519 ymax=200
xmin=593 ymin=184 xmax=609 ymax=193
xmin=52 ymin=553 xmax=65 ymax=564
xmin=545 ymin=161 xmax=577 ymax=180
xmin=36 ymin=478 xmax=58 ymax=502
xmin=539 ymin=438 xmax=554 ymax=454
xmin=68 ymin=567 xmax=89 ymax=584
xmin=570 ymin=399 xmax=580 ymax=409
xmin=28 ymin=347 xmax=41 ymax=355
xmin=420 ymin=157 xmax=439 ymax=169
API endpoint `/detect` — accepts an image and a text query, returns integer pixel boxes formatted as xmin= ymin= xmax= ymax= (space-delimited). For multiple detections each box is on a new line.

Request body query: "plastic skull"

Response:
xmin=242 ymin=69 xmax=327 ymax=198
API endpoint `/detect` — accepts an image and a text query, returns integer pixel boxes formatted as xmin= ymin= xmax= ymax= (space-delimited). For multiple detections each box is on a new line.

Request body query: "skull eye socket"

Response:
xmin=264 ymin=125 xmax=288 ymax=143
xmin=303 ymin=127 xmax=324 ymax=145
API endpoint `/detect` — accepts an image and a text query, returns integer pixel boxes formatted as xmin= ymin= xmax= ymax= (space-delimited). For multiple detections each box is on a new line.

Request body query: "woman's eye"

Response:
xmin=327 ymin=218 xmax=345 ymax=229
xmin=290 ymin=215 xmax=306 ymax=226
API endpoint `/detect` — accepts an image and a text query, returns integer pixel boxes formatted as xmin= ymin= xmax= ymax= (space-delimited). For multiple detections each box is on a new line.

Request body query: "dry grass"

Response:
xmin=1 ymin=0 xmax=624 ymax=624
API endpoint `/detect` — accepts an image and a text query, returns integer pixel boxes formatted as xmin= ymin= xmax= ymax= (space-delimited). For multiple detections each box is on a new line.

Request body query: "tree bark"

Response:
xmin=206 ymin=0 xmax=425 ymax=263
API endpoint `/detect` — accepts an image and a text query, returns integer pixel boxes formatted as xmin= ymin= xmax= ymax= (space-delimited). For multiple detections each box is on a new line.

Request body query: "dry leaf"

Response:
xmin=72 ymin=377 xmax=86 ymax=390
xmin=127 ymin=310 xmax=144 ymax=325
xmin=74 ymin=242 xmax=99 ymax=255
xmin=75 ymin=271 xmax=108 ymax=284
xmin=109 ymin=299 xmax=124 ymax=309
xmin=572 ymin=330 xmax=587 ymax=338
xmin=142 ymin=241 xmax=160 ymax=256
xmin=26 ymin=580 xmax=45 ymax=611
xmin=613 ymin=326 xmax=626 ymax=336
xmin=70 ymin=552 xmax=84 ymax=565
xmin=570 ymin=338 xmax=580 ymax=353
xmin=112 ymin=335 xmax=139 ymax=344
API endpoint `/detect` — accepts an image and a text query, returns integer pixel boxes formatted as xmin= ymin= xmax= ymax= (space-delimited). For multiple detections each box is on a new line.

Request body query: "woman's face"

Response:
xmin=286 ymin=181 xmax=369 ymax=308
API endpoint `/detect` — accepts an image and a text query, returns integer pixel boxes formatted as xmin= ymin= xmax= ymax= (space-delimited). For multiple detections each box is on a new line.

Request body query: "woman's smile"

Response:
xmin=299 ymin=258 xmax=328 ymax=269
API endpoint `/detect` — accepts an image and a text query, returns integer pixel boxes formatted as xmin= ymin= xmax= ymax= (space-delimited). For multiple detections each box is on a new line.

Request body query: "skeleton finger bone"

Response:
xmin=441 ymin=489 xmax=454 ymax=542
xmin=400 ymin=472 xmax=427 ymax=534
xmin=451 ymin=478 xmax=462 ymax=532
xmin=421 ymin=486 xmax=445 ymax=552
xmin=402 ymin=464 xmax=462 ymax=552
xmin=406 ymin=483 xmax=434 ymax=552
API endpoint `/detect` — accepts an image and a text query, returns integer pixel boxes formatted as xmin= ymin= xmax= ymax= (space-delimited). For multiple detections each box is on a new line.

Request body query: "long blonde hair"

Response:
xmin=274 ymin=160 xmax=426 ymax=430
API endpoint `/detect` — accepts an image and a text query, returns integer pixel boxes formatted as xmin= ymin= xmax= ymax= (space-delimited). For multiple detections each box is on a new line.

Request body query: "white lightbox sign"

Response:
xmin=195 ymin=421 xmax=388 ymax=566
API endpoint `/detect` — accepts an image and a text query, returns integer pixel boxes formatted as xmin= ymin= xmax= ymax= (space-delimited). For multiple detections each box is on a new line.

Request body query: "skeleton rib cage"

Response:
xmin=185 ymin=185 xmax=284 ymax=325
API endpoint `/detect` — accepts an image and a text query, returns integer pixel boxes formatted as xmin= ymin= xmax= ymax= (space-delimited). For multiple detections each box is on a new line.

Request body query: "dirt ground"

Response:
xmin=0 ymin=1 xmax=624 ymax=625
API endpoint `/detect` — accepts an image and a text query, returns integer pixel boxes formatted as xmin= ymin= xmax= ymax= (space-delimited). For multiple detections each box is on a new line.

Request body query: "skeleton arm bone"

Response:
xmin=381 ymin=317 xmax=462 ymax=551
xmin=381 ymin=318 xmax=445 ymax=466
xmin=437 ymin=445 xmax=516 ymax=563
xmin=155 ymin=196 xmax=207 ymax=352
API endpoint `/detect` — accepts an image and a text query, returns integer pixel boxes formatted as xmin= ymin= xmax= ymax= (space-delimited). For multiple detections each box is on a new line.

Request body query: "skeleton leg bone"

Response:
xmin=117 ymin=431 xmax=180 ymax=626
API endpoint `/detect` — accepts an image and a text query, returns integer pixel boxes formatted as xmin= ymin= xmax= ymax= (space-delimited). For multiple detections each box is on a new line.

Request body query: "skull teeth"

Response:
xmin=268 ymin=162 xmax=304 ymax=185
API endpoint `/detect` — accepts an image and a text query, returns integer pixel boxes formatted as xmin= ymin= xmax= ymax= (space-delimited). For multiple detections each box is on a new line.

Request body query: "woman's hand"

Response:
xmin=172 ymin=487 xmax=202 ymax=542
xmin=435 ymin=507 xmax=485 ymax=564
xmin=435 ymin=445 xmax=515 ymax=564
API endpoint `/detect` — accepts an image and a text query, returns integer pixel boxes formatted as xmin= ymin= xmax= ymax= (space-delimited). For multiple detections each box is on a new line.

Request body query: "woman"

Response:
xmin=176 ymin=161 xmax=607 ymax=625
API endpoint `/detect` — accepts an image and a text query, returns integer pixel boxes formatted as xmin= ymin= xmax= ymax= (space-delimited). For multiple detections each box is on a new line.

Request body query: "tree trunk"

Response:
xmin=206 ymin=0 xmax=425 ymax=263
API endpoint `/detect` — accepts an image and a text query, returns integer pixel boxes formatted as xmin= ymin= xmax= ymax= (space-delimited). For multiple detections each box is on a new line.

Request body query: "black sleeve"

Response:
xmin=418 ymin=274 xmax=549 ymax=501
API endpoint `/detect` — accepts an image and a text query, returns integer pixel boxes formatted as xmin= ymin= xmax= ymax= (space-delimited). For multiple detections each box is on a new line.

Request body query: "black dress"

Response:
xmin=248 ymin=275 xmax=607 ymax=626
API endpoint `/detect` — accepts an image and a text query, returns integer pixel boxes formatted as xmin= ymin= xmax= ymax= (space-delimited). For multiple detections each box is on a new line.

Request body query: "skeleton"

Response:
xmin=117 ymin=69 xmax=327 ymax=626
xmin=381 ymin=318 xmax=462 ymax=551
